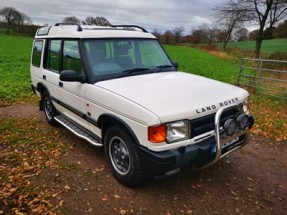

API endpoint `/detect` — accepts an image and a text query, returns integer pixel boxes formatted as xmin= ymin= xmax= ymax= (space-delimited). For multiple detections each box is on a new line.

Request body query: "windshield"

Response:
xmin=83 ymin=39 xmax=174 ymax=82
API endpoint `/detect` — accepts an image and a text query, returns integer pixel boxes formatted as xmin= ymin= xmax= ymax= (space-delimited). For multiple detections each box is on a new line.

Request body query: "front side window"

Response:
xmin=46 ymin=40 xmax=61 ymax=73
xmin=83 ymin=39 xmax=174 ymax=82
xmin=32 ymin=40 xmax=43 ymax=67
xmin=63 ymin=40 xmax=82 ymax=74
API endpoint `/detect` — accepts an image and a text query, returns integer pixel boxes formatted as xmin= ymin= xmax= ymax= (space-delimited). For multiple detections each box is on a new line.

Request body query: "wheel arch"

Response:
xmin=98 ymin=114 xmax=141 ymax=146
xmin=37 ymin=83 xmax=50 ymax=111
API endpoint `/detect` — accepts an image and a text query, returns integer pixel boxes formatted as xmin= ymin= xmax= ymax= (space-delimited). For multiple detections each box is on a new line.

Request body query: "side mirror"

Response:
xmin=172 ymin=61 xmax=178 ymax=69
xmin=60 ymin=70 xmax=83 ymax=82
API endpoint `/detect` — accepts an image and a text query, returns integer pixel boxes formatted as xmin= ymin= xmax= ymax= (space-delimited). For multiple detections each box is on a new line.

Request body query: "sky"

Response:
xmin=0 ymin=0 xmax=223 ymax=33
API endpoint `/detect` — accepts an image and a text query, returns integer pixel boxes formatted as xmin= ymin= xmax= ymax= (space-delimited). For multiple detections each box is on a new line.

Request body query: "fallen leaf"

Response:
xmin=102 ymin=195 xmax=108 ymax=201
xmin=120 ymin=209 xmax=127 ymax=215
xmin=59 ymin=200 xmax=64 ymax=207
xmin=114 ymin=194 xmax=121 ymax=199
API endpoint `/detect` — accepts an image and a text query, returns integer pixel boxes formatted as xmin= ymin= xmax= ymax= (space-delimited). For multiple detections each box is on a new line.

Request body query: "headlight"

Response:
xmin=166 ymin=120 xmax=189 ymax=143
xmin=242 ymin=97 xmax=249 ymax=114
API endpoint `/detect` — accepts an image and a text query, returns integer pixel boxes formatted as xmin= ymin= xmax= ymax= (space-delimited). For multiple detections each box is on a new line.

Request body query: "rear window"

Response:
xmin=46 ymin=40 xmax=61 ymax=73
xmin=32 ymin=40 xmax=43 ymax=67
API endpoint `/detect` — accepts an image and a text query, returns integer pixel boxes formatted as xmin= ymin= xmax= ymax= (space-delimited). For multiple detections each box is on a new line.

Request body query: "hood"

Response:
xmin=95 ymin=72 xmax=249 ymax=123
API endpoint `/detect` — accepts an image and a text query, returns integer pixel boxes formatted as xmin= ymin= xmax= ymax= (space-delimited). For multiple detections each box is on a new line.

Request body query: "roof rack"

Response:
xmin=111 ymin=25 xmax=148 ymax=33
xmin=54 ymin=23 xmax=82 ymax=32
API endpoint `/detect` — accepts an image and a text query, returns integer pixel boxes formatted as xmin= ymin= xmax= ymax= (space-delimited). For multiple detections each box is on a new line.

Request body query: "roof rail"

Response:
xmin=54 ymin=23 xmax=82 ymax=32
xmin=111 ymin=25 xmax=148 ymax=33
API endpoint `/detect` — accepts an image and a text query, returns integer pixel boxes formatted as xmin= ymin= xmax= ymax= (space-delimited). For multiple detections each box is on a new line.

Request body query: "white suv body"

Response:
xmin=30 ymin=24 xmax=254 ymax=186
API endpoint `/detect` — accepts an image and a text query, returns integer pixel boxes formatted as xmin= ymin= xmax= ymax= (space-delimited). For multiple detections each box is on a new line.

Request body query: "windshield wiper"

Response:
xmin=119 ymin=67 xmax=150 ymax=78
xmin=154 ymin=65 xmax=173 ymax=72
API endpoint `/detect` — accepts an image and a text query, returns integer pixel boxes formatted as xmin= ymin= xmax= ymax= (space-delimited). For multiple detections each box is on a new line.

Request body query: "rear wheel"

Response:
xmin=104 ymin=126 xmax=144 ymax=187
xmin=42 ymin=92 xmax=58 ymax=126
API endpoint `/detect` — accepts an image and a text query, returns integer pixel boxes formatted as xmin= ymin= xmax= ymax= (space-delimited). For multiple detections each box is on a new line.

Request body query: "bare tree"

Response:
xmin=82 ymin=16 xmax=111 ymax=26
xmin=234 ymin=27 xmax=249 ymax=41
xmin=62 ymin=16 xmax=80 ymax=24
xmin=273 ymin=19 xmax=287 ymax=37
xmin=212 ymin=0 xmax=249 ymax=50
xmin=190 ymin=25 xmax=207 ymax=46
xmin=151 ymin=28 xmax=161 ymax=40
xmin=213 ymin=0 xmax=287 ymax=57
xmin=15 ymin=12 xmax=32 ymax=32
xmin=215 ymin=29 xmax=227 ymax=43
xmin=0 ymin=7 xmax=22 ymax=34
xmin=161 ymin=30 xmax=174 ymax=44
xmin=249 ymin=29 xmax=259 ymax=40
xmin=172 ymin=25 xmax=185 ymax=43
xmin=247 ymin=0 xmax=287 ymax=57
xmin=202 ymin=24 xmax=220 ymax=46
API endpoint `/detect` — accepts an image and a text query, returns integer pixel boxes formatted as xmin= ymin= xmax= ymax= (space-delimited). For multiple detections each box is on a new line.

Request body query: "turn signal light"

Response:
xmin=148 ymin=125 xmax=166 ymax=143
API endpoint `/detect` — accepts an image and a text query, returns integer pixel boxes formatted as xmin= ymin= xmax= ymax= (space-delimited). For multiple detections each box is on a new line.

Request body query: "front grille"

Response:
xmin=190 ymin=108 xmax=240 ymax=138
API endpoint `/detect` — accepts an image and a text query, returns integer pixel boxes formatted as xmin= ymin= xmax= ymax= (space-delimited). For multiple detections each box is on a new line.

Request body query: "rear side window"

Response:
xmin=46 ymin=40 xmax=61 ymax=73
xmin=32 ymin=40 xmax=43 ymax=67
xmin=63 ymin=40 xmax=82 ymax=74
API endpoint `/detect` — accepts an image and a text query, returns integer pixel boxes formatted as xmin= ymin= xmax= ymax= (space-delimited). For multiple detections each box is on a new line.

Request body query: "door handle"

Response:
xmin=59 ymin=82 xmax=63 ymax=87
xmin=43 ymin=75 xmax=46 ymax=80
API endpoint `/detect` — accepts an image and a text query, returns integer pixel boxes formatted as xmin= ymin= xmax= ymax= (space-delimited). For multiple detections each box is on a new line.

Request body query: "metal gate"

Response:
xmin=237 ymin=58 xmax=287 ymax=100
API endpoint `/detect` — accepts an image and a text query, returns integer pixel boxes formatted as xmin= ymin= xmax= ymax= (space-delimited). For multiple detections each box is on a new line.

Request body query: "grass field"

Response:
xmin=0 ymin=32 xmax=241 ymax=103
xmin=0 ymin=31 xmax=286 ymax=141
xmin=0 ymin=32 xmax=33 ymax=102
xmin=216 ymin=38 xmax=287 ymax=53
xmin=164 ymin=45 xmax=239 ymax=83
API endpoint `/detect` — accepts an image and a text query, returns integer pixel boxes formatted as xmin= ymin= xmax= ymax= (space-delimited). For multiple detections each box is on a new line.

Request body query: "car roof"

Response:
xmin=35 ymin=24 xmax=156 ymax=39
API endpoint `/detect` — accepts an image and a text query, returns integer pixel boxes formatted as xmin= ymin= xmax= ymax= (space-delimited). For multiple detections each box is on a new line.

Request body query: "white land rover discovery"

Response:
xmin=30 ymin=24 xmax=254 ymax=187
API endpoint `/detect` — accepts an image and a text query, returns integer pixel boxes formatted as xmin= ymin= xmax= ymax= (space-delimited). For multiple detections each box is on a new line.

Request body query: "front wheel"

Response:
xmin=104 ymin=126 xmax=145 ymax=187
xmin=42 ymin=92 xmax=58 ymax=126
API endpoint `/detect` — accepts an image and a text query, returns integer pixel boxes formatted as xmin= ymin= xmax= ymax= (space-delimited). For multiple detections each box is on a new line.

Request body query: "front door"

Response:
xmin=59 ymin=40 xmax=89 ymax=130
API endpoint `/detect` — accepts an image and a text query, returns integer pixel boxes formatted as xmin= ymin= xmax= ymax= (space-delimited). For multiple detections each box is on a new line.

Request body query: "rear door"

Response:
xmin=42 ymin=39 xmax=63 ymax=112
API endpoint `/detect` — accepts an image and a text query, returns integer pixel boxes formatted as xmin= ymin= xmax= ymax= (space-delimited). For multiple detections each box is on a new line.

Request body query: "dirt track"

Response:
xmin=1 ymin=104 xmax=287 ymax=214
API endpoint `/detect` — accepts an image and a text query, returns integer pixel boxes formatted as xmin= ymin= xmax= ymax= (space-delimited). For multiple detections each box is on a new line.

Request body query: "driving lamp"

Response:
xmin=237 ymin=114 xmax=249 ymax=130
xmin=224 ymin=119 xmax=237 ymax=136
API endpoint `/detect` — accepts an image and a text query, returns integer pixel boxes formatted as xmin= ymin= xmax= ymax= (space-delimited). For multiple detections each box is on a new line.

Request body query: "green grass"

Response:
xmin=0 ymin=31 xmax=241 ymax=103
xmin=164 ymin=45 xmax=239 ymax=83
xmin=0 ymin=30 xmax=283 ymax=103
xmin=216 ymin=38 xmax=287 ymax=53
xmin=0 ymin=32 xmax=33 ymax=102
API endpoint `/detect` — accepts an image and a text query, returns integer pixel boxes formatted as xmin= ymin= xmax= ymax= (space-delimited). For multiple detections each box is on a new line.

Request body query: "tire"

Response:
xmin=104 ymin=126 xmax=145 ymax=187
xmin=42 ymin=92 xmax=58 ymax=126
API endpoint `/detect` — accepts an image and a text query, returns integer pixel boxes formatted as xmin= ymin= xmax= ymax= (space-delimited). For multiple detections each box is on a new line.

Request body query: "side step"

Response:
xmin=54 ymin=115 xmax=102 ymax=147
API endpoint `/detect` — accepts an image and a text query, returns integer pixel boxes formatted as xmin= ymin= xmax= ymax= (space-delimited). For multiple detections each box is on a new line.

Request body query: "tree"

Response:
xmin=215 ymin=29 xmax=227 ymax=42
xmin=62 ymin=16 xmax=80 ymax=24
xmin=213 ymin=0 xmax=287 ymax=57
xmin=249 ymin=0 xmax=287 ymax=57
xmin=0 ymin=7 xmax=22 ymax=34
xmin=82 ymin=16 xmax=111 ymax=26
xmin=212 ymin=0 xmax=250 ymax=50
xmin=234 ymin=27 xmax=249 ymax=41
xmin=161 ymin=30 xmax=174 ymax=44
xmin=151 ymin=28 xmax=161 ymax=40
xmin=273 ymin=19 xmax=287 ymax=37
xmin=190 ymin=28 xmax=205 ymax=46
xmin=249 ymin=29 xmax=259 ymax=40
xmin=264 ymin=26 xmax=276 ymax=39
xmin=15 ymin=12 xmax=32 ymax=33
xmin=172 ymin=25 xmax=185 ymax=43
xmin=202 ymin=24 xmax=220 ymax=46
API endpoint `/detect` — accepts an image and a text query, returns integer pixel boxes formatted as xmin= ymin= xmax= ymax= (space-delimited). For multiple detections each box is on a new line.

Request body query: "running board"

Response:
xmin=54 ymin=115 xmax=102 ymax=147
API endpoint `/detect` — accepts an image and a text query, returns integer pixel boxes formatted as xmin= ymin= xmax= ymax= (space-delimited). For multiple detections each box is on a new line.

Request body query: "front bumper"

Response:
xmin=137 ymin=133 xmax=249 ymax=178
xmin=137 ymin=105 xmax=254 ymax=178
